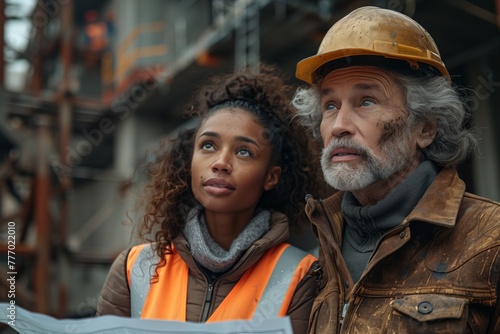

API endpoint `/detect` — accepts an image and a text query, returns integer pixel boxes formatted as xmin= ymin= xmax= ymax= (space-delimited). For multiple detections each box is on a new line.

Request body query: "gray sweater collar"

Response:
xmin=341 ymin=160 xmax=439 ymax=282
xmin=342 ymin=160 xmax=440 ymax=248
xmin=183 ymin=208 xmax=270 ymax=273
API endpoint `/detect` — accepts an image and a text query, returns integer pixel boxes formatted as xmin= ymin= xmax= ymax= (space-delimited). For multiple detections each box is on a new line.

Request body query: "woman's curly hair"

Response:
xmin=138 ymin=64 xmax=324 ymax=265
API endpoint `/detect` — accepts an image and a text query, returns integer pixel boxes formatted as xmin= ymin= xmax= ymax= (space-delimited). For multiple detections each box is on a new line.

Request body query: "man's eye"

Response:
xmin=361 ymin=99 xmax=375 ymax=107
xmin=324 ymin=102 xmax=337 ymax=111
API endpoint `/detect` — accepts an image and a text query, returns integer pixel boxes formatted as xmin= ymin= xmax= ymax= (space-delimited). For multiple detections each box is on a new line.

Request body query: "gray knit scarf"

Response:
xmin=183 ymin=208 xmax=271 ymax=273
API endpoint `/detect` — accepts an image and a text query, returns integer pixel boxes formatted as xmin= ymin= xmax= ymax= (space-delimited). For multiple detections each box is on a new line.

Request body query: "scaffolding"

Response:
xmin=0 ymin=0 xmax=335 ymax=317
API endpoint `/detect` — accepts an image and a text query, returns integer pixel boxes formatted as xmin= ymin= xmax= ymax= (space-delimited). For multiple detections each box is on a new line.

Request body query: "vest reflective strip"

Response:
xmin=129 ymin=243 xmax=312 ymax=319
xmin=129 ymin=244 xmax=156 ymax=318
xmin=254 ymin=245 xmax=310 ymax=318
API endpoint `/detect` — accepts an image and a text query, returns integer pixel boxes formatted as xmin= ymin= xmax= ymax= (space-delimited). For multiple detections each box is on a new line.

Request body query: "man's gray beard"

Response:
xmin=320 ymin=135 xmax=411 ymax=191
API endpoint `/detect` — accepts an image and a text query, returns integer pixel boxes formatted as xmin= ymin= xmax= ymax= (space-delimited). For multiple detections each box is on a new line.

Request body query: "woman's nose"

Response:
xmin=211 ymin=151 xmax=232 ymax=173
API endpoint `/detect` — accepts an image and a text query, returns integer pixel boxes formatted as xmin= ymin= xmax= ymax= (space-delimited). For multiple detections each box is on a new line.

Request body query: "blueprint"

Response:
xmin=0 ymin=303 xmax=293 ymax=334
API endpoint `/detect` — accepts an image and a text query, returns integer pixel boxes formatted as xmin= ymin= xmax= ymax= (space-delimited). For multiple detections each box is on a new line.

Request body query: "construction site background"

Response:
xmin=0 ymin=0 xmax=498 ymax=321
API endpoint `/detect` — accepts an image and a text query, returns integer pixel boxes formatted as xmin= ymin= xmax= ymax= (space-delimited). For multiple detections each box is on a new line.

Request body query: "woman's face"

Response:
xmin=191 ymin=108 xmax=281 ymax=216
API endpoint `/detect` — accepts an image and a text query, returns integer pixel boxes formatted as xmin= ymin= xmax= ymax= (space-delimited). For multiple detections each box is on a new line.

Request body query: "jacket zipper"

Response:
xmin=201 ymin=283 xmax=215 ymax=322
xmin=198 ymin=247 xmax=259 ymax=322
xmin=295 ymin=261 xmax=323 ymax=293
xmin=187 ymin=241 xmax=218 ymax=323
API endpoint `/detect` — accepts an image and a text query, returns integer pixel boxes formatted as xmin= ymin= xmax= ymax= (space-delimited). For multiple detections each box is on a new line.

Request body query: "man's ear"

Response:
xmin=416 ymin=121 xmax=438 ymax=149
xmin=264 ymin=166 xmax=282 ymax=191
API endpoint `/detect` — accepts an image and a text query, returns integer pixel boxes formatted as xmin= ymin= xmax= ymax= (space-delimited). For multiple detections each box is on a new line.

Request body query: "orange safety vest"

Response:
xmin=126 ymin=242 xmax=316 ymax=321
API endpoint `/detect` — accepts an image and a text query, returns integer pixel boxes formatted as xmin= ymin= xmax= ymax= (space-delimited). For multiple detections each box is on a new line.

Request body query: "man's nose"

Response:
xmin=330 ymin=105 xmax=355 ymax=138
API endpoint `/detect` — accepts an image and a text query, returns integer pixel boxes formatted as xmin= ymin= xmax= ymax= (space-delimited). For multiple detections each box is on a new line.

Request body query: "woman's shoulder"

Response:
xmin=270 ymin=210 xmax=288 ymax=222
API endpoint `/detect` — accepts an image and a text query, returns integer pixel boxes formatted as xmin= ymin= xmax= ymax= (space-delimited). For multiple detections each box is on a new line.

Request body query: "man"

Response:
xmin=292 ymin=6 xmax=500 ymax=333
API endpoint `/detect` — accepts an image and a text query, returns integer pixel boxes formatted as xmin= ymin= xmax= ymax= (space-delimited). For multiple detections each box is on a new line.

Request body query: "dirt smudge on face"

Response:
xmin=379 ymin=116 xmax=406 ymax=144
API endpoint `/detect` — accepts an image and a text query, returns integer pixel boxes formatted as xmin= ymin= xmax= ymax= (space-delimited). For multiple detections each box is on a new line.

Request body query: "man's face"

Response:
xmin=319 ymin=66 xmax=421 ymax=191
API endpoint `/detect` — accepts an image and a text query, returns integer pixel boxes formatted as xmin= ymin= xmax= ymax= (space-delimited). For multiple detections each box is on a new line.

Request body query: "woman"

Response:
xmin=97 ymin=66 xmax=323 ymax=333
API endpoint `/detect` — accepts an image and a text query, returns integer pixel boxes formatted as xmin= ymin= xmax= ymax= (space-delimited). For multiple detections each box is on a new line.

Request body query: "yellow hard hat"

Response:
xmin=296 ymin=6 xmax=449 ymax=84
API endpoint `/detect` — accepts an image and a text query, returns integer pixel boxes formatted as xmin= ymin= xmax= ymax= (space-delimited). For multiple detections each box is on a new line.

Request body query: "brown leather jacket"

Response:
xmin=97 ymin=211 xmax=320 ymax=334
xmin=306 ymin=168 xmax=500 ymax=333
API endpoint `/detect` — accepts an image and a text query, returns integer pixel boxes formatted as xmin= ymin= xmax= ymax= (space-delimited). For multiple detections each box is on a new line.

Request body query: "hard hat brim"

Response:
xmin=296 ymin=48 xmax=449 ymax=84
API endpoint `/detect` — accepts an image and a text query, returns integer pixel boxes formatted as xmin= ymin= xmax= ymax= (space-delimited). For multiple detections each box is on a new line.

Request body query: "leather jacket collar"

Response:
xmin=306 ymin=167 xmax=466 ymax=231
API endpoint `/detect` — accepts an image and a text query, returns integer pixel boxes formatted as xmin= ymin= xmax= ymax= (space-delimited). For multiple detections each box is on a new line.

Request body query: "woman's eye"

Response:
xmin=237 ymin=148 xmax=252 ymax=157
xmin=201 ymin=142 xmax=215 ymax=150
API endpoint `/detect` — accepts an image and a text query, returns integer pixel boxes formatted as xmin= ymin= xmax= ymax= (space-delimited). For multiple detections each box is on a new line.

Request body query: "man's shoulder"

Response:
xmin=424 ymin=193 xmax=500 ymax=274
xmin=439 ymin=191 xmax=500 ymax=251
xmin=460 ymin=191 xmax=500 ymax=228
xmin=463 ymin=191 xmax=500 ymax=208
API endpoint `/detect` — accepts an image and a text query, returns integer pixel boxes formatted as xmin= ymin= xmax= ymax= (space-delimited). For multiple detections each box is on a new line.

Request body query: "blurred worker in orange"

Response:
xmin=83 ymin=10 xmax=109 ymax=53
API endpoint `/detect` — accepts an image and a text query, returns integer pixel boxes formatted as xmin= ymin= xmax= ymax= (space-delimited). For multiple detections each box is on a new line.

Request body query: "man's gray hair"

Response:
xmin=291 ymin=73 xmax=479 ymax=167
